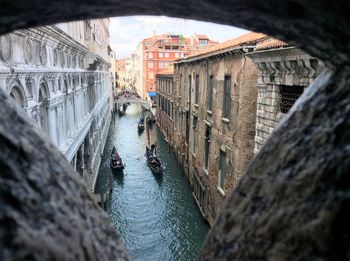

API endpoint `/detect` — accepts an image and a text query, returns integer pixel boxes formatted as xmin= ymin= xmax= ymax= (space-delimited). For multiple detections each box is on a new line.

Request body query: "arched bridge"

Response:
xmin=115 ymin=97 xmax=151 ymax=111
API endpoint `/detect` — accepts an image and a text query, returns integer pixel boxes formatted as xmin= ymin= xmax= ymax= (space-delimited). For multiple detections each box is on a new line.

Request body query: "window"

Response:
xmin=170 ymin=102 xmax=174 ymax=119
xmin=208 ymin=75 xmax=214 ymax=111
xmin=149 ymin=72 xmax=154 ymax=79
xmin=204 ymin=125 xmax=211 ymax=172
xmin=148 ymin=61 xmax=153 ymax=68
xmin=149 ymin=52 xmax=153 ymax=58
xmin=159 ymin=61 xmax=164 ymax=68
xmin=188 ymin=75 xmax=191 ymax=102
xmin=164 ymin=61 xmax=169 ymax=68
xmin=159 ymin=52 xmax=163 ymax=58
xmin=223 ymin=76 xmax=231 ymax=118
xmin=279 ymin=85 xmax=304 ymax=113
xmin=175 ymin=52 xmax=179 ymax=58
xmin=181 ymin=53 xmax=185 ymax=58
xmin=199 ymin=39 xmax=208 ymax=45
xmin=195 ymin=74 xmax=199 ymax=104
xmin=185 ymin=111 xmax=189 ymax=145
xmin=165 ymin=52 xmax=169 ymax=58
xmin=192 ymin=116 xmax=198 ymax=155
xmin=218 ymin=151 xmax=227 ymax=192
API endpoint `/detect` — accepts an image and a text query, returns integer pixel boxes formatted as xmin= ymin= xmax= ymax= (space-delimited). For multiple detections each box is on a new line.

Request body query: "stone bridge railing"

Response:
xmin=115 ymin=98 xmax=150 ymax=110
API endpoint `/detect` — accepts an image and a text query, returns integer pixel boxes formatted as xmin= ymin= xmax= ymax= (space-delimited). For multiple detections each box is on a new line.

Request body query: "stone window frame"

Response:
xmin=217 ymin=149 xmax=227 ymax=196
xmin=191 ymin=115 xmax=198 ymax=156
xmin=222 ymin=75 xmax=231 ymax=120
xmin=194 ymin=74 xmax=199 ymax=106
xmin=203 ymin=122 xmax=211 ymax=175
xmin=207 ymin=75 xmax=214 ymax=113
xmin=278 ymin=84 xmax=305 ymax=114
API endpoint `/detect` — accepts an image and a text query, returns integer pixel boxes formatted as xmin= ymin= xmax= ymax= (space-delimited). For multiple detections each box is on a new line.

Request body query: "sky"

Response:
xmin=109 ymin=16 xmax=249 ymax=59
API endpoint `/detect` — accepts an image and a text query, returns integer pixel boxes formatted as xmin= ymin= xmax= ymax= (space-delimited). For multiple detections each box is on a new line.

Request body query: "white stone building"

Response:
xmin=246 ymin=38 xmax=324 ymax=154
xmin=0 ymin=19 xmax=113 ymax=191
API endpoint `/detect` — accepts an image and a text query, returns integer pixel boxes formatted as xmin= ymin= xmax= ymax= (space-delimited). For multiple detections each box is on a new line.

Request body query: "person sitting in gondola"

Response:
xmin=151 ymin=144 xmax=156 ymax=153
xmin=149 ymin=155 xmax=157 ymax=165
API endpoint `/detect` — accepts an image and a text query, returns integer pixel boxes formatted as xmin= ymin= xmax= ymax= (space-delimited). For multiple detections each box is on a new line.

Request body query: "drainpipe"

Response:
xmin=187 ymin=64 xmax=191 ymax=180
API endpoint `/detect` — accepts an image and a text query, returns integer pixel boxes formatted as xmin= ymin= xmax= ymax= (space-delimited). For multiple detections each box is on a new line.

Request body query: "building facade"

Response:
xmin=140 ymin=33 xmax=218 ymax=101
xmin=247 ymin=39 xmax=324 ymax=153
xmin=157 ymin=33 xmax=325 ymax=225
xmin=159 ymin=32 xmax=265 ymax=225
xmin=0 ymin=19 xmax=113 ymax=191
xmin=156 ymin=71 xmax=174 ymax=145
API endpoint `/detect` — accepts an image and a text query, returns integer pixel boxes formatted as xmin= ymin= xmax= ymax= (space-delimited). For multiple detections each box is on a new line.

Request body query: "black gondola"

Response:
xmin=118 ymin=103 xmax=128 ymax=116
xmin=118 ymin=106 xmax=125 ymax=116
xmin=146 ymin=116 xmax=153 ymax=126
xmin=146 ymin=145 xmax=162 ymax=174
xmin=138 ymin=117 xmax=145 ymax=132
xmin=110 ymin=146 xmax=124 ymax=171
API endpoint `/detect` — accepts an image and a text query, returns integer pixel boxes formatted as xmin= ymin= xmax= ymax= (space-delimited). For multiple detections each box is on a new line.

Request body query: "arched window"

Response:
xmin=9 ymin=85 xmax=26 ymax=108
xmin=38 ymin=82 xmax=49 ymax=134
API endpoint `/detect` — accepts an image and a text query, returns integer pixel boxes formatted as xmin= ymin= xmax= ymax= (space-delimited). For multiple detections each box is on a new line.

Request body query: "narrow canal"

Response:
xmin=95 ymin=104 xmax=209 ymax=261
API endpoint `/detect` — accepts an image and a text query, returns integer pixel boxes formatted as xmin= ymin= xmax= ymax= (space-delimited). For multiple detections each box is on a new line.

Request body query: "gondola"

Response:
xmin=146 ymin=145 xmax=162 ymax=174
xmin=110 ymin=146 xmax=124 ymax=171
xmin=138 ymin=117 xmax=145 ymax=132
xmin=118 ymin=104 xmax=128 ymax=116
xmin=146 ymin=116 xmax=153 ymax=126
xmin=118 ymin=106 xmax=125 ymax=116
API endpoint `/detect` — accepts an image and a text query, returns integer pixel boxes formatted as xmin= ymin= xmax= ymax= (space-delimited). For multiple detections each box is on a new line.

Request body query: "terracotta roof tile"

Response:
xmin=255 ymin=38 xmax=289 ymax=51
xmin=185 ymin=32 xmax=267 ymax=60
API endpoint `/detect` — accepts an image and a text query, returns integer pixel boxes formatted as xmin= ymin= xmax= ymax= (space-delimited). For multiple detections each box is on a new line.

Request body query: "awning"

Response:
xmin=148 ymin=92 xmax=157 ymax=97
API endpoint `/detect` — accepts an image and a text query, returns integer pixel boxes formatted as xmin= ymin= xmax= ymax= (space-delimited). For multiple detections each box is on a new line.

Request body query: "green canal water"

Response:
xmin=95 ymin=105 xmax=209 ymax=261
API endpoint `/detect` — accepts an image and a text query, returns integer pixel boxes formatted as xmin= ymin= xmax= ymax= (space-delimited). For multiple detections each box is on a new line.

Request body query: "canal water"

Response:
xmin=95 ymin=104 xmax=209 ymax=261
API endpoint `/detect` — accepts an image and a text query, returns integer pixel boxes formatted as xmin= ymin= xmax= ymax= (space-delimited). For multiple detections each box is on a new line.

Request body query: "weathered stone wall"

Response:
xmin=156 ymin=74 xmax=175 ymax=146
xmin=248 ymin=47 xmax=324 ymax=153
xmin=173 ymin=64 xmax=191 ymax=178
xmin=173 ymin=52 xmax=259 ymax=225
xmin=234 ymin=57 xmax=259 ymax=180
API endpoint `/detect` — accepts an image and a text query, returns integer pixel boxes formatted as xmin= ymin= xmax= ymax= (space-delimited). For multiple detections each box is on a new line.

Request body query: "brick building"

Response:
xmin=156 ymin=32 xmax=325 ymax=225
xmin=116 ymin=58 xmax=126 ymax=89
xmin=156 ymin=70 xmax=174 ymax=145
xmin=139 ymin=33 xmax=218 ymax=101
xmin=171 ymin=32 xmax=266 ymax=224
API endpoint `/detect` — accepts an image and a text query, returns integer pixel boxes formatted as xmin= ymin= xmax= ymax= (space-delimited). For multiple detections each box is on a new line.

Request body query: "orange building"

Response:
xmin=141 ymin=33 xmax=218 ymax=100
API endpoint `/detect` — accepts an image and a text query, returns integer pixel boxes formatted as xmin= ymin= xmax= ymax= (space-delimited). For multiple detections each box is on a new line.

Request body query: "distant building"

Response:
xmin=116 ymin=58 xmax=126 ymax=89
xmin=0 ymin=19 xmax=113 ymax=191
xmin=156 ymin=70 xmax=174 ymax=145
xmin=139 ymin=33 xmax=218 ymax=101
xmin=110 ymin=50 xmax=117 ymax=92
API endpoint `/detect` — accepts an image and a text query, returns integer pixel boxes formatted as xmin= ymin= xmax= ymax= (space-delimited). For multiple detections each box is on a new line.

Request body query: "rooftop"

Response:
xmin=183 ymin=32 xmax=267 ymax=61
xmin=255 ymin=38 xmax=289 ymax=51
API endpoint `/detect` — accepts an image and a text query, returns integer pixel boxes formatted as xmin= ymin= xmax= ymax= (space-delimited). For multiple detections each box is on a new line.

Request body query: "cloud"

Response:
xmin=134 ymin=16 xmax=176 ymax=25
xmin=109 ymin=16 xmax=250 ymax=59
